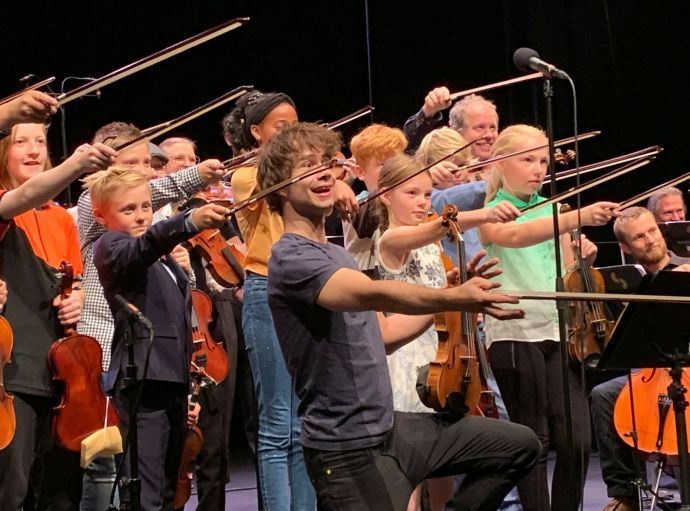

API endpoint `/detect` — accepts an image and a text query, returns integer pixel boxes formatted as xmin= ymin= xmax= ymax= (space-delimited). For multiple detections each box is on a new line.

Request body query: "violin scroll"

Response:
xmin=441 ymin=205 xmax=460 ymax=240
xmin=49 ymin=261 xmax=119 ymax=451
xmin=554 ymin=148 xmax=576 ymax=166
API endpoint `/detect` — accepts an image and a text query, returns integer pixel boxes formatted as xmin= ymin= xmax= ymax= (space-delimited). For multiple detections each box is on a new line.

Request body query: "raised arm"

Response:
xmin=0 ymin=143 xmax=115 ymax=220
xmin=479 ymin=201 xmax=619 ymax=248
xmin=403 ymin=87 xmax=450 ymax=151
xmin=149 ymin=158 xmax=224 ymax=211
xmin=0 ymin=90 xmax=58 ymax=133
xmin=378 ymin=216 xmax=448 ymax=268
xmin=316 ymin=266 xmax=522 ymax=319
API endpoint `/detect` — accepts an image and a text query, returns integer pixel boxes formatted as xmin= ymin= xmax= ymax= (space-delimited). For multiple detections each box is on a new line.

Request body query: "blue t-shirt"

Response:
xmin=267 ymin=233 xmax=394 ymax=450
xmin=431 ymin=180 xmax=487 ymax=265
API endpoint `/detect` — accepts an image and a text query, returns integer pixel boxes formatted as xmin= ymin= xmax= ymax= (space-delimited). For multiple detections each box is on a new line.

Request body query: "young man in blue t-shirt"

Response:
xmin=259 ymin=122 xmax=541 ymax=511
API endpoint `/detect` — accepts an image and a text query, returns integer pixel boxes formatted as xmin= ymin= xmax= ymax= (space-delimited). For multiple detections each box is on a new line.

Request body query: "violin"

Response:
xmin=469 ymin=147 xmax=576 ymax=182
xmin=614 ymin=368 xmax=690 ymax=456
xmin=189 ymin=182 xmax=235 ymax=205
xmin=560 ymin=204 xmax=615 ymax=368
xmin=48 ymin=261 xmax=119 ymax=451
xmin=190 ymin=289 xmax=229 ymax=384
xmin=0 ymin=315 xmax=15 ymax=450
xmin=173 ymin=369 xmax=206 ymax=509
xmin=180 ymin=191 xmax=246 ymax=288
xmin=422 ymin=206 xmax=484 ymax=418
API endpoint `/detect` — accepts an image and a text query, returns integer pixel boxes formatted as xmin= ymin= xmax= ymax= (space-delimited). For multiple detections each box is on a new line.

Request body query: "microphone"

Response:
xmin=61 ymin=76 xmax=101 ymax=99
xmin=114 ymin=294 xmax=153 ymax=330
xmin=18 ymin=74 xmax=39 ymax=86
xmin=513 ymin=48 xmax=569 ymax=80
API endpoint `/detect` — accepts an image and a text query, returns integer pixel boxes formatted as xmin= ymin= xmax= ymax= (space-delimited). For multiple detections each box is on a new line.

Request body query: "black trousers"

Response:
xmin=193 ymin=290 xmax=238 ymax=511
xmin=304 ymin=412 xmax=541 ymax=511
xmin=0 ymin=392 xmax=82 ymax=511
xmin=114 ymin=381 xmax=187 ymax=511
xmin=489 ymin=340 xmax=592 ymax=511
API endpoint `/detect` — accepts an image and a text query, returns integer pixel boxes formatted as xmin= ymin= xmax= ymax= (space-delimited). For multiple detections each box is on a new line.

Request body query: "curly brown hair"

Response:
xmin=257 ymin=122 xmax=341 ymax=214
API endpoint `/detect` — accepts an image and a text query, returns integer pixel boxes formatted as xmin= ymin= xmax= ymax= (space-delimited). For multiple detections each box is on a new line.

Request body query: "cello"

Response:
xmin=0 ymin=315 xmax=14 ymax=450
xmin=422 ymin=205 xmax=491 ymax=418
xmin=614 ymin=368 xmax=690 ymax=457
xmin=48 ymin=261 xmax=119 ymax=451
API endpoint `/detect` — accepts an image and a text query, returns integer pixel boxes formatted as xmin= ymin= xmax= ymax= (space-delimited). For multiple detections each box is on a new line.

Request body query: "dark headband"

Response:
xmin=244 ymin=92 xmax=295 ymax=139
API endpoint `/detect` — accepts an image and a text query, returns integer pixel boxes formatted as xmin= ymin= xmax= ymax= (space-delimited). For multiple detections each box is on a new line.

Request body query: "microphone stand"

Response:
xmin=120 ymin=313 xmax=141 ymax=511
xmin=543 ymin=76 xmax=577 ymax=505
xmin=59 ymin=77 xmax=101 ymax=207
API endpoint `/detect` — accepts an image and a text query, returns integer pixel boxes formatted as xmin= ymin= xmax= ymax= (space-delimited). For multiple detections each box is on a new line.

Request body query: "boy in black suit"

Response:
xmin=87 ymin=166 xmax=228 ymax=510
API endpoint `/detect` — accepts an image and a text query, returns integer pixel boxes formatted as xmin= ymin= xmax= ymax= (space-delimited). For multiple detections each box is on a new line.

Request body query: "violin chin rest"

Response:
xmin=80 ymin=425 xmax=122 ymax=468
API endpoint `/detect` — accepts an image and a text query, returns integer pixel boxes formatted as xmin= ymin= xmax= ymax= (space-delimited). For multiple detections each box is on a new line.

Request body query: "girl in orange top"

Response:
xmin=226 ymin=91 xmax=317 ymax=510
xmin=0 ymin=122 xmax=114 ymax=509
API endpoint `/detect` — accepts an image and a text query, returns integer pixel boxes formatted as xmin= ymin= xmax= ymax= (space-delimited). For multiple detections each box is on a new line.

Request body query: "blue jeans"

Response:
xmin=80 ymin=456 xmax=118 ymax=511
xmin=591 ymin=375 xmax=640 ymax=499
xmin=243 ymin=273 xmax=316 ymax=510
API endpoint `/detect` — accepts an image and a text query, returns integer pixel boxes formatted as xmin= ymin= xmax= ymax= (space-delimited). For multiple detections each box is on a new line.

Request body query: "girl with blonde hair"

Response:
xmin=375 ymin=153 xmax=519 ymax=511
xmin=479 ymin=124 xmax=619 ymax=511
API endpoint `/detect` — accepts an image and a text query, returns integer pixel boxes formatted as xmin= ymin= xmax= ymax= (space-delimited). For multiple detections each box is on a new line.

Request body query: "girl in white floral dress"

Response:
xmin=375 ymin=153 xmax=520 ymax=511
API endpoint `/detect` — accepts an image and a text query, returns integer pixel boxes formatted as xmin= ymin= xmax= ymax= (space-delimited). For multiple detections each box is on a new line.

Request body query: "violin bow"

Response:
xmin=359 ymin=131 xmax=601 ymax=208
xmin=56 ymin=17 xmax=249 ymax=106
xmin=0 ymin=77 xmax=56 ymax=105
xmin=463 ymin=130 xmax=601 ymax=179
xmin=324 ymin=106 xmax=375 ymax=130
xmin=619 ymin=171 xmax=690 ymax=209
xmin=227 ymin=159 xmax=339 ymax=216
xmin=554 ymin=146 xmax=663 ymax=182
xmin=359 ymin=137 xmax=486 ymax=207
xmin=115 ymin=86 xmax=252 ymax=153
xmin=221 ymin=105 xmax=375 ymax=175
xmin=449 ymin=73 xmax=543 ymax=102
xmin=502 ymin=290 xmax=690 ymax=305
xmin=221 ymin=149 xmax=260 ymax=171
xmin=519 ymin=154 xmax=660 ymax=214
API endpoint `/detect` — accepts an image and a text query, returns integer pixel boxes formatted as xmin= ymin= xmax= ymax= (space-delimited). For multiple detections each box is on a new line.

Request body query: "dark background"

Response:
xmin=3 ymin=1 xmax=689 ymax=265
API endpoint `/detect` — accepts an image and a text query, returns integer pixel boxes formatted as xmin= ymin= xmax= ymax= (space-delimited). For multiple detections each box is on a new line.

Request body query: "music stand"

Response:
xmin=597 ymin=265 xmax=646 ymax=294
xmin=598 ymin=270 xmax=690 ymax=509
xmin=659 ymin=221 xmax=690 ymax=258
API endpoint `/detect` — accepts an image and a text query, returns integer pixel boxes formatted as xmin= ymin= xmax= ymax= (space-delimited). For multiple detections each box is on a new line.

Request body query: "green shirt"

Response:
xmin=482 ymin=188 xmax=562 ymax=345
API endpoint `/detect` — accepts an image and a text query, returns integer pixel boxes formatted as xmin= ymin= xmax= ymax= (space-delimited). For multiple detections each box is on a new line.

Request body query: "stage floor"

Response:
xmin=185 ymin=451 xmax=681 ymax=510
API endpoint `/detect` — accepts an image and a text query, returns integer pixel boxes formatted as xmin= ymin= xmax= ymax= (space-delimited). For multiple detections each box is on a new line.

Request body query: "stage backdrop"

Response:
xmin=3 ymin=1 xmax=688 ymax=264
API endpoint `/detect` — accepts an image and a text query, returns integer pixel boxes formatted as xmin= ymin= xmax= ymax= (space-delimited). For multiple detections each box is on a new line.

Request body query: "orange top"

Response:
xmin=230 ymin=166 xmax=284 ymax=276
xmin=0 ymin=190 xmax=82 ymax=274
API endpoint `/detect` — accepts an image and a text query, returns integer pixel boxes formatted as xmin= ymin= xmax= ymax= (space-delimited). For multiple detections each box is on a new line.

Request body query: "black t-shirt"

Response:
xmin=267 ymin=233 xmax=394 ymax=450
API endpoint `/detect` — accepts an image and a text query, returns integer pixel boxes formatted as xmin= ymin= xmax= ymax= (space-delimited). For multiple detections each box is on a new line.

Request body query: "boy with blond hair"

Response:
xmin=86 ymin=166 xmax=229 ymax=510
xmin=77 ymin=122 xmax=224 ymax=510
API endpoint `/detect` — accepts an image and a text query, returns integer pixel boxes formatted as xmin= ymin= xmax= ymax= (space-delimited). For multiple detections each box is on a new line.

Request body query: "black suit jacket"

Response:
xmin=93 ymin=214 xmax=196 ymax=391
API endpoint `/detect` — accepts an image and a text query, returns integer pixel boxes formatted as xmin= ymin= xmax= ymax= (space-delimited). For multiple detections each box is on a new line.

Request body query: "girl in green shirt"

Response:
xmin=478 ymin=124 xmax=619 ymax=511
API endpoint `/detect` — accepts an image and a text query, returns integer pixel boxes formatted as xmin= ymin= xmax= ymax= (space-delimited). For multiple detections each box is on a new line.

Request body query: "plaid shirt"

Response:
xmin=76 ymin=166 xmax=204 ymax=370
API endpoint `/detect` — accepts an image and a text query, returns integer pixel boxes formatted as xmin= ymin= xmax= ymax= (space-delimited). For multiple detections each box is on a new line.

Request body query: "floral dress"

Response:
xmin=377 ymin=234 xmax=447 ymax=412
